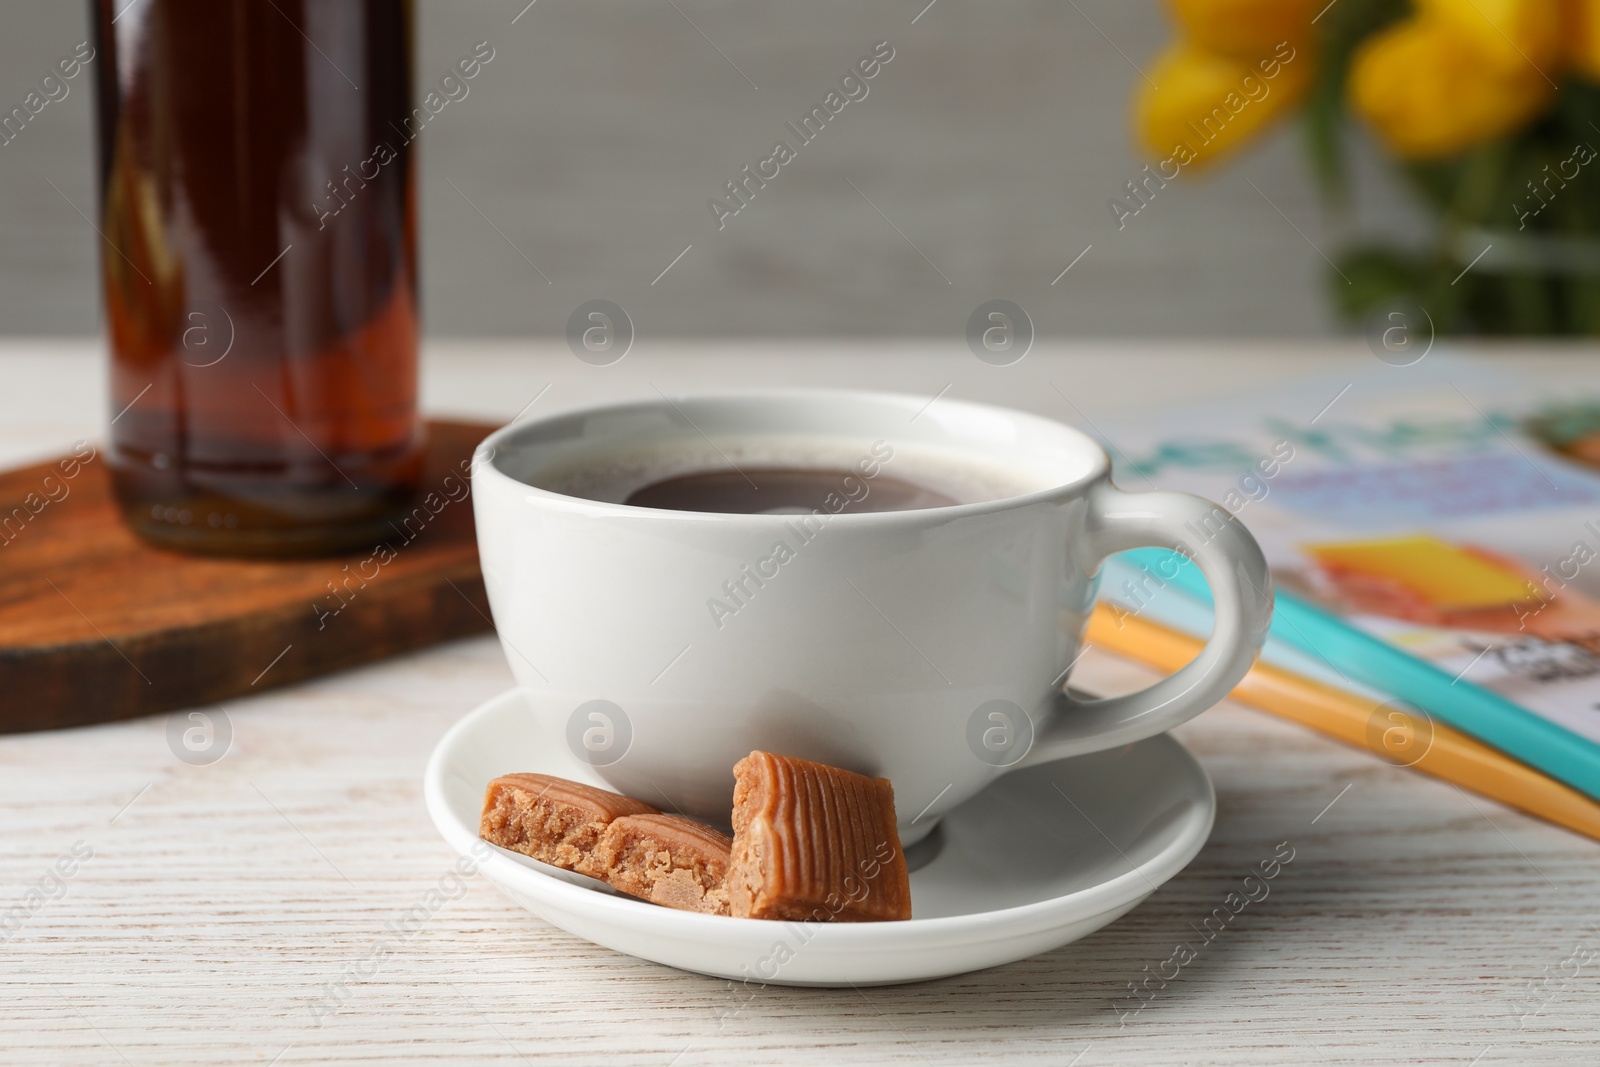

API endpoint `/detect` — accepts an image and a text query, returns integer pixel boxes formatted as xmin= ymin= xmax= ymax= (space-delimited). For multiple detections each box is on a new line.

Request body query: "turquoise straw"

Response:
xmin=1118 ymin=547 xmax=1600 ymax=802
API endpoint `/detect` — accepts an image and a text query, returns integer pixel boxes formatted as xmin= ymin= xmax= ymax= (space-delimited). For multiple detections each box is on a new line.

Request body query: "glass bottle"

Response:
xmin=92 ymin=0 xmax=422 ymax=556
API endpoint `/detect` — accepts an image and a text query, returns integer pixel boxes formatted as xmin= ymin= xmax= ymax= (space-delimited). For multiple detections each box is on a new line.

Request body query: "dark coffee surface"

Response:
xmin=623 ymin=467 xmax=958 ymax=514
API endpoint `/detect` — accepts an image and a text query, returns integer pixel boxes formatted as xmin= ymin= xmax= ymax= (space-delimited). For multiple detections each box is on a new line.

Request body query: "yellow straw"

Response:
xmin=1086 ymin=604 xmax=1600 ymax=843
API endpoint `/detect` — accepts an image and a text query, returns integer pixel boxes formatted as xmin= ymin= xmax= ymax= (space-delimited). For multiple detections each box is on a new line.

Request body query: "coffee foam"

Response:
xmin=531 ymin=435 xmax=1055 ymax=507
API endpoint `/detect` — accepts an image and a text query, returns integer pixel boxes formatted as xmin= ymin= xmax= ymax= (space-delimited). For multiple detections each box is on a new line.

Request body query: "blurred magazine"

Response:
xmin=1092 ymin=357 xmax=1600 ymax=775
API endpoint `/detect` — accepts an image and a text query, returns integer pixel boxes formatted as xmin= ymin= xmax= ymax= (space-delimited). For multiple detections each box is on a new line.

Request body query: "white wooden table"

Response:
xmin=5 ymin=340 xmax=1599 ymax=1066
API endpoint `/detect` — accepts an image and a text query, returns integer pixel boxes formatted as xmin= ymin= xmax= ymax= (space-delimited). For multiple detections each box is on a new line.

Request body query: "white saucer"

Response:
xmin=424 ymin=688 xmax=1215 ymax=987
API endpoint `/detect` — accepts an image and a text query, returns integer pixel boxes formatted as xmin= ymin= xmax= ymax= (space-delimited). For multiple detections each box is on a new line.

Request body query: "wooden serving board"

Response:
xmin=0 ymin=420 xmax=499 ymax=734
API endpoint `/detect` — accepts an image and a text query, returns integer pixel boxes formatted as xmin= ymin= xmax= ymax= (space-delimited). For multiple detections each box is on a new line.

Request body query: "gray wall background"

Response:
xmin=0 ymin=1 xmax=1424 ymax=339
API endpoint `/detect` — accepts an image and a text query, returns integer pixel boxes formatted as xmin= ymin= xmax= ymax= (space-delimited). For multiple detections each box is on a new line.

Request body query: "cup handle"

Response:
xmin=1017 ymin=482 xmax=1274 ymax=766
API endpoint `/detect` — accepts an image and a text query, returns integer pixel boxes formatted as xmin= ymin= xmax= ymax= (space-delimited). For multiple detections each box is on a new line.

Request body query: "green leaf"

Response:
xmin=1301 ymin=0 xmax=1411 ymax=205
xmin=1329 ymin=245 xmax=1422 ymax=318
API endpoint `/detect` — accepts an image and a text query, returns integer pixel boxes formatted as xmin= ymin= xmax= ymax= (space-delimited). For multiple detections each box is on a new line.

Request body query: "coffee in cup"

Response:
xmin=472 ymin=390 xmax=1271 ymax=841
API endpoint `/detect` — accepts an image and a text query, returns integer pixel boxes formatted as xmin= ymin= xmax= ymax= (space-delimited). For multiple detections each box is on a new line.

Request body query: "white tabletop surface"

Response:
xmin=5 ymin=339 xmax=1599 ymax=1066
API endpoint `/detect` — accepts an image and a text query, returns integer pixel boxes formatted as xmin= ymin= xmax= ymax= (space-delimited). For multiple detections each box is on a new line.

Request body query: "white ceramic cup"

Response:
xmin=473 ymin=390 xmax=1272 ymax=842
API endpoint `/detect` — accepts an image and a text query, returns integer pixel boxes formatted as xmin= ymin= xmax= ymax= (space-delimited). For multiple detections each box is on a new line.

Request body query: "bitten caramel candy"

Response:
xmin=480 ymin=773 xmax=657 ymax=878
xmin=727 ymin=751 xmax=911 ymax=922
xmin=594 ymin=814 xmax=734 ymax=916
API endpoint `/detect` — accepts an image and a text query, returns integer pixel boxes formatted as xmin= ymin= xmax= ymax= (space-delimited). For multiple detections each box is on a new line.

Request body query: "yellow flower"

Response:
xmin=1166 ymin=0 xmax=1322 ymax=60
xmin=1565 ymin=0 xmax=1600 ymax=80
xmin=1136 ymin=40 xmax=1313 ymax=170
xmin=1348 ymin=17 xmax=1553 ymax=159
xmin=1414 ymin=0 xmax=1562 ymax=75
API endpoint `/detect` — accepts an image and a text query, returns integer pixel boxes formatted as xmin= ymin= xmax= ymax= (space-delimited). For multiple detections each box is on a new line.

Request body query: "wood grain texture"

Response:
xmin=0 ymin=420 xmax=496 ymax=734
xmin=5 ymin=343 xmax=1600 ymax=1066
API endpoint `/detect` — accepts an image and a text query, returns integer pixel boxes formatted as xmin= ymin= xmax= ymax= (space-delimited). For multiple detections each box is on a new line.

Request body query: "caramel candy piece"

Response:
xmin=480 ymin=773 xmax=657 ymax=878
xmin=594 ymin=814 xmax=733 ymax=916
xmin=727 ymin=751 xmax=911 ymax=922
